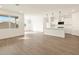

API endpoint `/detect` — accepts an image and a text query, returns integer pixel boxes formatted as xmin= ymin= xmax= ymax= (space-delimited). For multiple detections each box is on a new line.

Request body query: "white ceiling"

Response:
xmin=0 ymin=4 xmax=79 ymax=14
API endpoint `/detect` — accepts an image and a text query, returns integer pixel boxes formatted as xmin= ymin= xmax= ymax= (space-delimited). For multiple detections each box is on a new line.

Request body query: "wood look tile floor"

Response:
xmin=0 ymin=33 xmax=79 ymax=55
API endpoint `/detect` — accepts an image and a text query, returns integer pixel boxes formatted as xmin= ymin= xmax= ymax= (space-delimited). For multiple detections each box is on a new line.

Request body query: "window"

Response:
xmin=0 ymin=15 xmax=19 ymax=29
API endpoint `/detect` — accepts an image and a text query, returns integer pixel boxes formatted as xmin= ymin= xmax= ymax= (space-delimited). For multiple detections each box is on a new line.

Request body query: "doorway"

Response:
xmin=24 ymin=14 xmax=43 ymax=34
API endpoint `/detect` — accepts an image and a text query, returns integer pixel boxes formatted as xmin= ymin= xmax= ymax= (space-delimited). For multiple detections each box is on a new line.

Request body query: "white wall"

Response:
xmin=65 ymin=11 xmax=79 ymax=36
xmin=0 ymin=9 xmax=24 ymax=39
xmin=71 ymin=12 xmax=79 ymax=36
xmin=64 ymin=18 xmax=72 ymax=34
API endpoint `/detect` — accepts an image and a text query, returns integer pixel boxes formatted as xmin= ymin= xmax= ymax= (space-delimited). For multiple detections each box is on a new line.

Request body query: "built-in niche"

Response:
xmin=44 ymin=12 xmax=57 ymax=29
xmin=50 ymin=12 xmax=56 ymax=28
xmin=44 ymin=11 xmax=64 ymax=29
xmin=0 ymin=15 xmax=19 ymax=29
